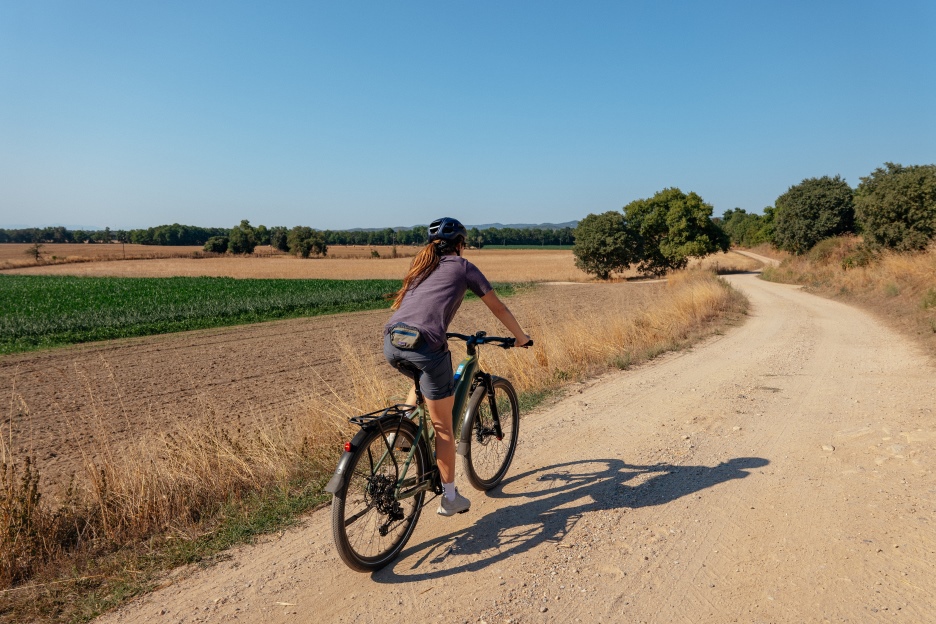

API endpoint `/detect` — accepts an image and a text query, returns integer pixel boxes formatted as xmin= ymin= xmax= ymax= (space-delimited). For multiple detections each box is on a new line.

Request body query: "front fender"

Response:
xmin=456 ymin=385 xmax=488 ymax=456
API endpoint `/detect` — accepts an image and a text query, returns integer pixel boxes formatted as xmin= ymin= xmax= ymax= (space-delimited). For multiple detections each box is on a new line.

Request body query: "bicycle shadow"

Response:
xmin=371 ymin=456 xmax=769 ymax=583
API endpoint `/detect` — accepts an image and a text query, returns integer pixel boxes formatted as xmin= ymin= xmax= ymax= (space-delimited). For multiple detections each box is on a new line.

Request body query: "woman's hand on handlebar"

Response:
xmin=515 ymin=335 xmax=533 ymax=348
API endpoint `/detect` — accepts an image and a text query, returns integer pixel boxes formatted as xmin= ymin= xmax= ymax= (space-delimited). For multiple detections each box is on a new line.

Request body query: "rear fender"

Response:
xmin=324 ymin=426 xmax=375 ymax=494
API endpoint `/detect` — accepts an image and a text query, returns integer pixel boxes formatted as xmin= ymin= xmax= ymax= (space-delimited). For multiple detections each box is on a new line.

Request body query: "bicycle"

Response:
xmin=325 ymin=331 xmax=531 ymax=572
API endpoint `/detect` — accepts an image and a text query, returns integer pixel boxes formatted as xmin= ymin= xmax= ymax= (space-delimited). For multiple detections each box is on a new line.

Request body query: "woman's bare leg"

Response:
xmin=425 ymin=395 xmax=456 ymax=483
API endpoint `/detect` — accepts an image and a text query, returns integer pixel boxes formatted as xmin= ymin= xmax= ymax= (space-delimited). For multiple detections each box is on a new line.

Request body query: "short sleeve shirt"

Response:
xmin=385 ymin=256 xmax=493 ymax=351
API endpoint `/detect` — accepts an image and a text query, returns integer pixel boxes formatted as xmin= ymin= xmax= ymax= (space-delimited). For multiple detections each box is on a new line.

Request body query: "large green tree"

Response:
xmin=854 ymin=162 xmax=936 ymax=251
xmin=572 ymin=211 xmax=639 ymax=280
xmin=287 ymin=226 xmax=328 ymax=258
xmin=773 ymin=175 xmax=855 ymax=254
xmin=227 ymin=220 xmax=257 ymax=254
xmin=623 ymin=188 xmax=729 ymax=277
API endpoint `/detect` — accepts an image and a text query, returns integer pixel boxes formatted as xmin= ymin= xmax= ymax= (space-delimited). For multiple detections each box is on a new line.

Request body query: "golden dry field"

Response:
xmin=2 ymin=245 xmax=760 ymax=282
xmin=0 ymin=242 xmax=206 ymax=269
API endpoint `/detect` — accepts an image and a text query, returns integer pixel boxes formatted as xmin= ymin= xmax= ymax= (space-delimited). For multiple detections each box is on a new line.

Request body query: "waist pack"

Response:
xmin=389 ymin=323 xmax=422 ymax=350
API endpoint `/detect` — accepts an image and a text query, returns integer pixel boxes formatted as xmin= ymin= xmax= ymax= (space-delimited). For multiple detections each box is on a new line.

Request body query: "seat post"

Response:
xmin=412 ymin=370 xmax=424 ymax=406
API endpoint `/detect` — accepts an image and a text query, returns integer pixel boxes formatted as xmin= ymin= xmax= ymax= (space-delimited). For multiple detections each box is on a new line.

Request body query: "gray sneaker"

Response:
xmin=437 ymin=489 xmax=471 ymax=516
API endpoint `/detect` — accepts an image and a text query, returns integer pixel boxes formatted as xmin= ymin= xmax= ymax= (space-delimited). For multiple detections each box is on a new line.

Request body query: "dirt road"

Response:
xmin=98 ymin=273 xmax=936 ymax=624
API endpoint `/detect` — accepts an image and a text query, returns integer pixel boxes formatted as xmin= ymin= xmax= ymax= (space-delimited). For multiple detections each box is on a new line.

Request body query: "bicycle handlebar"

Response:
xmin=446 ymin=331 xmax=533 ymax=349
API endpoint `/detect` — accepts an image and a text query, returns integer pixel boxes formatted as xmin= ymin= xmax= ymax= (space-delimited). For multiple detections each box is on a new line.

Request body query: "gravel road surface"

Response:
xmin=98 ymin=273 xmax=936 ymax=624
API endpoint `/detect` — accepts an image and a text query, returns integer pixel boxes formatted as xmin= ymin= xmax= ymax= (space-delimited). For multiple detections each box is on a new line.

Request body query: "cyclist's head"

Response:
xmin=428 ymin=217 xmax=467 ymax=254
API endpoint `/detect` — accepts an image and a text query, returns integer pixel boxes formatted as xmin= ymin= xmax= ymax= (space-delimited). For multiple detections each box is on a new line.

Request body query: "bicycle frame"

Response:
xmin=325 ymin=334 xmax=511 ymax=503
xmin=393 ymin=349 xmax=481 ymax=501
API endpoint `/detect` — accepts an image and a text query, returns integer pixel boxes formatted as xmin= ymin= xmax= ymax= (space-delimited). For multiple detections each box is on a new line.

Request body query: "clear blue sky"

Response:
xmin=1 ymin=1 xmax=934 ymax=230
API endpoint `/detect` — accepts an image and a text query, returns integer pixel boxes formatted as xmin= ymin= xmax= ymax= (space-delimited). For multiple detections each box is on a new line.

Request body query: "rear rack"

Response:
xmin=349 ymin=404 xmax=415 ymax=429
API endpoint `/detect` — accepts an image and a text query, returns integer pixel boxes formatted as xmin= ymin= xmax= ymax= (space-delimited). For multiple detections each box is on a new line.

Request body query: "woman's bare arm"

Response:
xmin=480 ymin=290 xmax=530 ymax=346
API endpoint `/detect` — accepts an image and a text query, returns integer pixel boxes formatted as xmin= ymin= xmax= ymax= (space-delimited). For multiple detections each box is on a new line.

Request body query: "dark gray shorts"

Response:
xmin=383 ymin=334 xmax=454 ymax=400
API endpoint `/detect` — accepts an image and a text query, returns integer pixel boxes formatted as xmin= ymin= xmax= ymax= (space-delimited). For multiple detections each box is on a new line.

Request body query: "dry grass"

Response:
xmin=762 ymin=236 xmax=936 ymax=355
xmin=0 ymin=269 xmax=746 ymax=621
xmin=691 ymin=250 xmax=764 ymax=274
xmin=4 ymin=248 xmax=599 ymax=282
xmin=742 ymin=243 xmax=791 ymax=262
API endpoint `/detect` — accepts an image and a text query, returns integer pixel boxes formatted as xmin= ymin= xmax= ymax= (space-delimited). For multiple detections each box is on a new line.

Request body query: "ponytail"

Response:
xmin=391 ymin=242 xmax=441 ymax=310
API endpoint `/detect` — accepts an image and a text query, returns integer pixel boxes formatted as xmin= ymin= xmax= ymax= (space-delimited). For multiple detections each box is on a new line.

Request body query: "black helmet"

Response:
xmin=428 ymin=217 xmax=467 ymax=243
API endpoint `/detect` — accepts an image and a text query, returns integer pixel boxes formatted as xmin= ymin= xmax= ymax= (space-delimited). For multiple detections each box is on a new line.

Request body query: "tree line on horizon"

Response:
xmin=5 ymin=160 xmax=932 ymax=270
xmin=0 ymin=222 xmax=576 ymax=251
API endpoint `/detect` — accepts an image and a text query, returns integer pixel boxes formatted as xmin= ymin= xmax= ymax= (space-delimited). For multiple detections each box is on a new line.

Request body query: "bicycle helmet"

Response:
xmin=428 ymin=217 xmax=467 ymax=244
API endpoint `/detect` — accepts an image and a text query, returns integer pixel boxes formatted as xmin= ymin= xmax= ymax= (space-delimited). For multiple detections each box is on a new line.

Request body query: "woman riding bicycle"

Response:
xmin=384 ymin=217 xmax=531 ymax=516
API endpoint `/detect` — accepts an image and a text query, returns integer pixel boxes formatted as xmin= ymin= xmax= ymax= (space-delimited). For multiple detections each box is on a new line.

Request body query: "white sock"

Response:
xmin=443 ymin=481 xmax=456 ymax=501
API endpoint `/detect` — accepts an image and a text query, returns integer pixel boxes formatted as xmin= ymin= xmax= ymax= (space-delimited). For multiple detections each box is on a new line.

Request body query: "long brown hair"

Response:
xmin=392 ymin=241 xmax=456 ymax=310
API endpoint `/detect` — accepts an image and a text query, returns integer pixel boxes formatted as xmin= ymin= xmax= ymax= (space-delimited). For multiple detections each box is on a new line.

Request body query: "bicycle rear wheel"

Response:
xmin=461 ymin=377 xmax=519 ymax=491
xmin=331 ymin=419 xmax=427 ymax=572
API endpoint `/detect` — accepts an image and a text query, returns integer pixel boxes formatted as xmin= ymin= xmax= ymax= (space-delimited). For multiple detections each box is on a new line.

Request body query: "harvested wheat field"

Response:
xmin=3 ymin=247 xmax=759 ymax=281
xmin=0 ymin=243 xmax=205 ymax=269
xmin=3 ymin=247 xmax=591 ymax=281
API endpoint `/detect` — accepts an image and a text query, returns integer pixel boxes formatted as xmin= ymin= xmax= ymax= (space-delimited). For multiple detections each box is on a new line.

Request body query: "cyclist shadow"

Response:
xmin=371 ymin=456 xmax=768 ymax=583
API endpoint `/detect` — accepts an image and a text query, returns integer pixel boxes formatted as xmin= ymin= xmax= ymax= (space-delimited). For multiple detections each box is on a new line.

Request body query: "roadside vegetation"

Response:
xmin=0 ymin=269 xmax=744 ymax=623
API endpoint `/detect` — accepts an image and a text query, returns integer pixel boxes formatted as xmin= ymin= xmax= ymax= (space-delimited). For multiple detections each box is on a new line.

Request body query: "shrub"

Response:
xmin=922 ymin=288 xmax=936 ymax=310
xmin=203 ymin=236 xmax=229 ymax=253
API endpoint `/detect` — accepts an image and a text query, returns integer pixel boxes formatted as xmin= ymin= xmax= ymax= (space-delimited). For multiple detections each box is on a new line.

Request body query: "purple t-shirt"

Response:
xmin=385 ymin=256 xmax=493 ymax=351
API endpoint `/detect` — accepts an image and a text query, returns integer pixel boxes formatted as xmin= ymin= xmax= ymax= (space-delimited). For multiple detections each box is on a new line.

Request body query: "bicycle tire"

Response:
xmin=331 ymin=418 xmax=428 ymax=572
xmin=461 ymin=376 xmax=519 ymax=491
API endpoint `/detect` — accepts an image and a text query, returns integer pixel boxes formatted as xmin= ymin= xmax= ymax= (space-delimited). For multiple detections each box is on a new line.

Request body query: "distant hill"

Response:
xmin=468 ymin=221 xmax=578 ymax=230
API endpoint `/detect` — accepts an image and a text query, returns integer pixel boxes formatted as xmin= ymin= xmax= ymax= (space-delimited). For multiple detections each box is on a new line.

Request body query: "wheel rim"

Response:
xmin=469 ymin=384 xmax=517 ymax=485
xmin=341 ymin=429 xmax=423 ymax=564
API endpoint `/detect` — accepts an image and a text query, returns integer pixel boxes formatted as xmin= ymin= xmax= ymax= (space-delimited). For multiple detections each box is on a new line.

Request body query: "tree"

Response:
xmin=269 ymin=226 xmax=289 ymax=252
xmin=773 ymin=175 xmax=855 ymax=254
xmin=254 ymin=224 xmax=270 ymax=246
xmin=854 ymin=162 xmax=936 ymax=251
xmin=467 ymin=227 xmax=484 ymax=249
xmin=572 ymin=211 xmax=639 ymax=280
xmin=720 ymin=208 xmax=771 ymax=247
xmin=24 ymin=242 xmax=44 ymax=263
xmin=287 ymin=226 xmax=328 ymax=258
xmin=228 ymin=220 xmax=257 ymax=254
xmin=624 ymin=188 xmax=729 ymax=276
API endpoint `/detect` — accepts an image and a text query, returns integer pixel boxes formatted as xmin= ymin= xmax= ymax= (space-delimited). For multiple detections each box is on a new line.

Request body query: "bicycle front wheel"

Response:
xmin=461 ymin=377 xmax=519 ymax=491
xmin=331 ymin=419 xmax=427 ymax=572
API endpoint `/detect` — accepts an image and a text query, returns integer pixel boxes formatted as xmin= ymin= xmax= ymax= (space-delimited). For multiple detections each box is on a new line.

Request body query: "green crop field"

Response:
xmin=0 ymin=276 xmax=403 ymax=354
xmin=0 ymin=276 xmax=523 ymax=354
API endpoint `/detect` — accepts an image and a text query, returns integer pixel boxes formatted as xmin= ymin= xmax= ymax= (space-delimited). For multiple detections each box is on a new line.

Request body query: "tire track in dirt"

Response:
xmin=93 ymin=273 xmax=936 ymax=624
